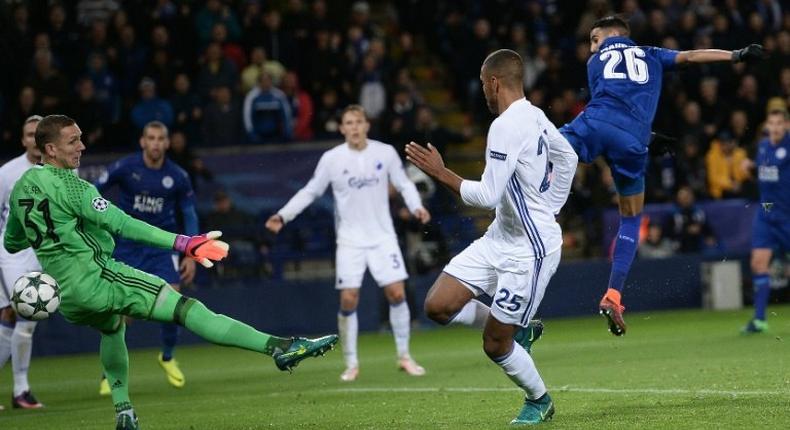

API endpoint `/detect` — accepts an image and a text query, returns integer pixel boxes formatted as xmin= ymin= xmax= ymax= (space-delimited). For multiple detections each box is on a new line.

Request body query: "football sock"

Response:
xmin=338 ymin=310 xmax=359 ymax=368
xmin=100 ymin=323 xmax=131 ymax=411
xmin=493 ymin=340 xmax=546 ymax=400
xmin=0 ymin=322 xmax=13 ymax=370
xmin=389 ymin=300 xmax=410 ymax=358
xmin=753 ymin=274 xmax=771 ymax=321
xmin=11 ymin=320 xmax=36 ymax=396
xmin=160 ymin=323 xmax=179 ymax=361
xmin=608 ymin=214 xmax=642 ymax=293
xmin=449 ymin=300 xmax=489 ymax=327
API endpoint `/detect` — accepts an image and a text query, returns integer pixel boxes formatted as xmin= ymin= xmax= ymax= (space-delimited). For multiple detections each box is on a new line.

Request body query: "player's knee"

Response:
xmin=482 ymin=332 xmax=512 ymax=360
xmin=339 ymin=290 xmax=360 ymax=312
xmin=15 ymin=320 xmax=36 ymax=336
xmin=0 ymin=306 xmax=15 ymax=323
xmin=386 ymin=290 xmax=405 ymax=305
xmin=424 ymin=298 xmax=451 ymax=325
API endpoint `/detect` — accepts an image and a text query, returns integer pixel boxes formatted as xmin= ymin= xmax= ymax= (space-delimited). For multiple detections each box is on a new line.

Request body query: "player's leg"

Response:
xmin=0 ymin=306 xmax=13 ymax=373
xmin=744 ymin=248 xmax=773 ymax=333
xmin=89 ymin=314 xmax=139 ymax=429
xmin=486 ymin=250 xmax=560 ymax=425
xmin=335 ymin=245 xmax=366 ymax=381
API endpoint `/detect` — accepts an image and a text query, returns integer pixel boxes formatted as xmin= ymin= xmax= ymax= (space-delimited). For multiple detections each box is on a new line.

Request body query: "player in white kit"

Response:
xmin=0 ymin=115 xmax=45 ymax=410
xmin=405 ymin=49 xmax=577 ymax=425
xmin=266 ymin=105 xmax=431 ymax=382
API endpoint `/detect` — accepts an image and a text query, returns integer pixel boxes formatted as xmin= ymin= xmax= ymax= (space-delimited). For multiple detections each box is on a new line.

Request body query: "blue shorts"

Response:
xmin=560 ymin=114 xmax=649 ymax=196
xmin=752 ymin=209 xmax=790 ymax=251
xmin=113 ymin=239 xmax=181 ymax=285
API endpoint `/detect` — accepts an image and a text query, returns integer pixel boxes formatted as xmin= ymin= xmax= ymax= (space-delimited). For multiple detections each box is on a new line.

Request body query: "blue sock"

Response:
xmin=608 ymin=214 xmax=642 ymax=293
xmin=753 ymin=274 xmax=771 ymax=321
xmin=160 ymin=323 xmax=179 ymax=361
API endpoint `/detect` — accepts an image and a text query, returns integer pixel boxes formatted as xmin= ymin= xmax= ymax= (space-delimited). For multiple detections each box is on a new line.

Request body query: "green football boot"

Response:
xmin=115 ymin=411 xmax=140 ymax=430
xmin=273 ymin=335 xmax=339 ymax=372
xmin=513 ymin=319 xmax=544 ymax=353
xmin=511 ymin=393 xmax=555 ymax=425
xmin=741 ymin=318 xmax=768 ymax=334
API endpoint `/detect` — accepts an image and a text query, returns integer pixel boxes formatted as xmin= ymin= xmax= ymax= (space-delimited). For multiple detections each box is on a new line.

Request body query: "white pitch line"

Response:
xmin=316 ymin=386 xmax=790 ymax=397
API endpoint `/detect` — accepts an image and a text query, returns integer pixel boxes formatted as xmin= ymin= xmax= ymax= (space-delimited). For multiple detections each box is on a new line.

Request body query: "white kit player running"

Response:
xmin=405 ymin=49 xmax=577 ymax=425
xmin=0 ymin=115 xmax=45 ymax=410
xmin=266 ymin=105 xmax=431 ymax=382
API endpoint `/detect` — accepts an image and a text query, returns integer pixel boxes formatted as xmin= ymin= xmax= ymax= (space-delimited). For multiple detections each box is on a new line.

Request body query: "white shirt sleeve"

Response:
xmin=460 ymin=121 xmax=519 ymax=210
xmin=542 ymin=115 xmax=578 ymax=214
xmin=387 ymin=148 xmax=423 ymax=213
xmin=277 ymin=152 xmax=332 ymax=223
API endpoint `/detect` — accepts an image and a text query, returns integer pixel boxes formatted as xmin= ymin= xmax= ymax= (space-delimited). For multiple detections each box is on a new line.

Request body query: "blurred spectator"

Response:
xmin=246 ymin=9 xmax=297 ymax=68
xmin=130 ymin=77 xmax=174 ymax=132
xmin=241 ymin=47 xmax=286 ymax=93
xmin=85 ymin=52 xmax=120 ymax=123
xmin=404 ymin=105 xmax=471 ymax=158
xmin=243 ymin=72 xmax=293 ymax=143
xmin=117 ymin=24 xmax=148 ymax=99
xmin=146 ymin=49 xmax=177 ymax=97
xmin=675 ymin=136 xmax=708 ymax=198
xmin=382 ymin=87 xmax=417 ymax=145
xmin=705 ymin=131 xmax=751 ymax=199
xmin=281 ymin=72 xmax=314 ymax=141
xmin=303 ymin=29 xmax=344 ymax=97
xmin=70 ymin=78 xmax=105 ymax=147
xmin=638 ymin=223 xmax=676 ymax=259
xmin=358 ymin=54 xmax=387 ymax=123
xmin=2 ymin=86 xmax=38 ymax=150
xmin=313 ymin=88 xmax=343 ymax=140
xmin=202 ymin=190 xmax=264 ymax=245
xmin=47 ymin=3 xmax=80 ymax=78
xmin=77 ymin=0 xmax=120 ymax=28
xmin=195 ymin=0 xmax=241 ymax=45
xmin=211 ymin=22 xmax=246 ymax=71
xmin=698 ymin=77 xmax=728 ymax=138
xmin=203 ymin=85 xmax=243 ymax=147
xmin=196 ymin=42 xmax=239 ymax=101
xmin=729 ymin=109 xmax=753 ymax=149
xmin=167 ymin=131 xmax=213 ymax=189
xmin=667 ymin=186 xmax=717 ymax=254
xmin=26 ymin=49 xmax=69 ymax=115
xmin=170 ymin=73 xmax=203 ymax=144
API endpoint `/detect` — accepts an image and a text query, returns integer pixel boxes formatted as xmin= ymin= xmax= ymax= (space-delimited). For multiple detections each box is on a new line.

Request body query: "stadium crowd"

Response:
xmin=0 ymin=0 xmax=787 ymax=263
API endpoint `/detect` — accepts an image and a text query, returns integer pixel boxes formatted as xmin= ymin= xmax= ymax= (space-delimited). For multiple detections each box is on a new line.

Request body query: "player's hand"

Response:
xmin=173 ymin=231 xmax=229 ymax=268
xmin=265 ymin=214 xmax=284 ymax=234
xmin=413 ymin=207 xmax=431 ymax=224
xmin=179 ymin=257 xmax=196 ymax=284
xmin=732 ymin=44 xmax=765 ymax=63
xmin=405 ymin=142 xmax=445 ymax=178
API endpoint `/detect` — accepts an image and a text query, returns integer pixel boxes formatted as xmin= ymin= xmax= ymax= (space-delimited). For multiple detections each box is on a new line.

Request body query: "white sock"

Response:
xmin=494 ymin=341 xmax=546 ymax=400
xmin=449 ymin=300 xmax=490 ymax=328
xmin=389 ymin=301 xmax=411 ymax=358
xmin=12 ymin=320 xmax=36 ymax=396
xmin=337 ymin=311 xmax=358 ymax=369
xmin=0 ymin=323 xmax=12 ymax=370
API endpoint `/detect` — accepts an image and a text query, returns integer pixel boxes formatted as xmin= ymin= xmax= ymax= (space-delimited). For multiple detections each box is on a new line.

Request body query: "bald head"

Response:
xmin=481 ymin=49 xmax=524 ymax=89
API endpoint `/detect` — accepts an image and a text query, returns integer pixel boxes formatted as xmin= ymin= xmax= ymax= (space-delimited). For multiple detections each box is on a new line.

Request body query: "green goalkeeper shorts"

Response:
xmin=53 ymin=257 xmax=168 ymax=330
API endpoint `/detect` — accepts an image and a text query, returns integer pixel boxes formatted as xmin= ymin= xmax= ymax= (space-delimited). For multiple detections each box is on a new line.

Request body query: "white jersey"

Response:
xmin=278 ymin=139 xmax=423 ymax=248
xmin=460 ymin=98 xmax=578 ymax=260
xmin=0 ymin=153 xmax=41 ymax=268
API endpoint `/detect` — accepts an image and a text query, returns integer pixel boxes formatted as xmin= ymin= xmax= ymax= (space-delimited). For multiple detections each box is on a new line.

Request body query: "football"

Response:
xmin=11 ymin=272 xmax=61 ymax=321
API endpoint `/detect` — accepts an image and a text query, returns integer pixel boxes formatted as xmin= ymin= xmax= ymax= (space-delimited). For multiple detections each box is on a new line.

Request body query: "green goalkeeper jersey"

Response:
xmin=3 ymin=164 xmax=177 ymax=290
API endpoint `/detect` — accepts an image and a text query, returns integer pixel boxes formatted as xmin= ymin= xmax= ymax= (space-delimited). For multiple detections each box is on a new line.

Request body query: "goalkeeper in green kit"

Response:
xmin=3 ymin=115 xmax=338 ymax=429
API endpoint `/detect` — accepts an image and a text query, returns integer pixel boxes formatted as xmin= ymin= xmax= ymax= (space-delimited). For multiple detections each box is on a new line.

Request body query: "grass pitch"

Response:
xmin=1 ymin=306 xmax=789 ymax=429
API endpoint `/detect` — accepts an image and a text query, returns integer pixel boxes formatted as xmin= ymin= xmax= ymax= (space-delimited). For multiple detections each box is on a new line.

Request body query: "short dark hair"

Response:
xmin=142 ymin=120 xmax=169 ymax=137
xmin=591 ymin=16 xmax=630 ymax=36
xmin=35 ymin=114 xmax=75 ymax=153
xmin=482 ymin=49 xmax=524 ymax=88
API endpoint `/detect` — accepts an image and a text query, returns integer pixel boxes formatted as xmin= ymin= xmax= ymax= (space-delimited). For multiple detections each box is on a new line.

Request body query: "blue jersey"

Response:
xmin=584 ymin=37 xmax=678 ymax=141
xmin=756 ymin=133 xmax=790 ymax=215
xmin=96 ymin=153 xmax=197 ymax=234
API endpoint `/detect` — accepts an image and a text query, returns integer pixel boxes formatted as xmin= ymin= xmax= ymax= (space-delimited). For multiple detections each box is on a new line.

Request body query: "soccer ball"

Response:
xmin=11 ymin=272 xmax=61 ymax=321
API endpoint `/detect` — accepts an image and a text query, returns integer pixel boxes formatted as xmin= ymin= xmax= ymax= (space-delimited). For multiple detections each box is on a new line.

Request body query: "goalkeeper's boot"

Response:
xmin=274 ymin=335 xmax=339 ymax=372
xmin=158 ymin=353 xmax=185 ymax=388
xmin=599 ymin=288 xmax=627 ymax=336
xmin=99 ymin=376 xmax=111 ymax=396
xmin=741 ymin=318 xmax=768 ymax=334
xmin=116 ymin=410 xmax=140 ymax=430
xmin=398 ymin=355 xmax=426 ymax=376
xmin=511 ymin=393 xmax=555 ymax=425
xmin=513 ymin=319 xmax=544 ymax=353
xmin=12 ymin=391 xmax=44 ymax=409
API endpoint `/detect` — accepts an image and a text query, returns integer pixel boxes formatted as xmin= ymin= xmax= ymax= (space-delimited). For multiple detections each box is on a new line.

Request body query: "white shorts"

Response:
xmin=0 ymin=250 xmax=42 ymax=309
xmin=443 ymin=237 xmax=561 ymax=327
xmin=335 ymin=239 xmax=408 ymax=289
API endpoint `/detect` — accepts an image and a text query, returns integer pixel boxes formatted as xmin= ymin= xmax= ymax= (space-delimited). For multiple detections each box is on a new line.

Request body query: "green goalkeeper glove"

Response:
xmin=174 ymin=231 xmax=229 ymax=268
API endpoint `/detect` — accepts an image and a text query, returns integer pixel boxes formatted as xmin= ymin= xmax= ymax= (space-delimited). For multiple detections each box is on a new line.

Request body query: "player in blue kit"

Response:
xmin=96 ymin=121 xmax=198 ymax=391
xmin=560 ymin=16 xmax=764 ymax=335
xmin=742 ymin=109 xmax=790 ymax=333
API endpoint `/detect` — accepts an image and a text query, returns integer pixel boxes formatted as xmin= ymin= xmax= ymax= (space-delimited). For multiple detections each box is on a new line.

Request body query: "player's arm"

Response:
xmin=177 ymin=172 xmax=199 ymax=282
xmin=94 ymin=160 xmax=123 ymax=193
xmin=675 ymin=44 xmax=764 ymax=64
xmin=387 ymin=148 xmax=430 ymax=223
xmin=543 ymin=118 xmax=579 ymax=215
xmin=3 ymin=200 xmax=29 ymax=254
xmin=266 ymin=153 xmax=332 ymax=233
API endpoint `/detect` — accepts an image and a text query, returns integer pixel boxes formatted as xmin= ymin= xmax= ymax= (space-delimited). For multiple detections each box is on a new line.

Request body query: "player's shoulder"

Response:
xmin=111 ymin=153 xmax=140 ymax=170
xmin=367 ymin=139 xmax=397 ymax=154
xmin=495 ymin=99 xmax=542 ymax=134
xmin=163 ymin=158 xmax=191 ymax=180
xmin=0 ymin=154 xmax=29 ymax=176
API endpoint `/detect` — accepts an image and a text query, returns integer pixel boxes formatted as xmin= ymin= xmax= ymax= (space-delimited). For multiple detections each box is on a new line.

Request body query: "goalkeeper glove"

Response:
xmin=732 ymin=44 xmax=765 ymax=63
xmin=173 ymin=231 xmax=229 ymax=268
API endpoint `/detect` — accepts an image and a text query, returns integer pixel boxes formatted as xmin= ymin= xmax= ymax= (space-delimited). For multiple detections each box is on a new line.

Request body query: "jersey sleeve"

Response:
xmin=542 ymin=115 xmax=578 ymax=215
xmin=386 ymin=147 xmax=423 ymax=213
xmin=277 ymin=152 xmax=332 ymax=223
xmin=650 ymin=47 xmax=679 ymax=71
xmin=3 ymin=189 xmax=29 ymax=254
xmin=460 ymin=120 xmax=520 ymax=209
xmin=65 ymin=175 xmax=177 ymax=249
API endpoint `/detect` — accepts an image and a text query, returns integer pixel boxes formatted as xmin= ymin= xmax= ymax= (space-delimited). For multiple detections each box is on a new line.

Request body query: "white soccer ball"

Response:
xmin=11 ymin=272 xmax=61 ymax=321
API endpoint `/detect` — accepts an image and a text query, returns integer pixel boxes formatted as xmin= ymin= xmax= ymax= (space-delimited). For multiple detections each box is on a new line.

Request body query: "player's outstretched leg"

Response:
xmin=150 ymin=286 xmax=338 ymax=372
xmin=93 ymin=317 xmax=139 ymax=430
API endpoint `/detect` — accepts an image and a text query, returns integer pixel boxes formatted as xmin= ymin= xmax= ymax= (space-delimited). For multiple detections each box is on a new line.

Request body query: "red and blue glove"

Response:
xmin=173 ymin=231 xmax=229 ymax=268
